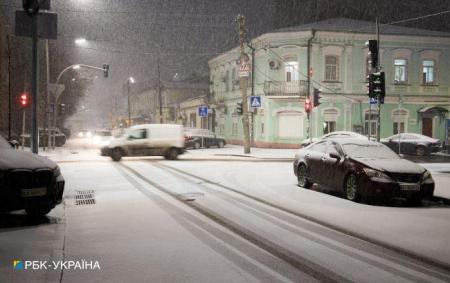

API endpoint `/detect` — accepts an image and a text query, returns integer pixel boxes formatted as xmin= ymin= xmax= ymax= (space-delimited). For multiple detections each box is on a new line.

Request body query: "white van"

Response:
xmin=101 ymin=124 xmax=185 ymax=161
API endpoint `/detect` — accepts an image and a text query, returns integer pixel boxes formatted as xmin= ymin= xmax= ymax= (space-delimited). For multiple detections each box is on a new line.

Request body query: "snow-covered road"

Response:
xmin=2 ymin=146 xmax=450 ymax=282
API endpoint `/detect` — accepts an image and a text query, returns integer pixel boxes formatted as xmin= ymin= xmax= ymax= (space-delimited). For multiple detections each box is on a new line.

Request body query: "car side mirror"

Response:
xmin=329 ymin=152 xmax=341 ymax=160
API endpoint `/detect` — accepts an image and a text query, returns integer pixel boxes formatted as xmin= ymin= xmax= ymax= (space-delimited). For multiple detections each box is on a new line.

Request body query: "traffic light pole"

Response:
xmin=376 ymin=18 xmax=381 ymax=142
xmin=31 ymin=14 xmax=39 ymax=154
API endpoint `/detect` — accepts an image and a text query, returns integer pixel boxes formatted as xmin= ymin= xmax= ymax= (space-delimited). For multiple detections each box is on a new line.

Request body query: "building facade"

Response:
xmin=208 ymin=18 xmax=450 ymax=148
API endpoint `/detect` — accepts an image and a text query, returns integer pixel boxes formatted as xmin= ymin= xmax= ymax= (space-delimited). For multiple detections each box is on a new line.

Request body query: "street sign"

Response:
xmin=250 ymin=96 xmax=261 ymax=108
xmin=15 ymin=10 xmax=58 ymax=39
xmin=369 ymin=97 xmax=384 ymax=105
xmin=198 ymin=106 xmax=208 ymax=117
xmin=239 ymin=61 xmax=250 ymax=77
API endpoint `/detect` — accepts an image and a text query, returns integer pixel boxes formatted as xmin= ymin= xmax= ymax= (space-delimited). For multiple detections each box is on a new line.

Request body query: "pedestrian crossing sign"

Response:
xmin=250 ymin=96 xmax=261 ymax=108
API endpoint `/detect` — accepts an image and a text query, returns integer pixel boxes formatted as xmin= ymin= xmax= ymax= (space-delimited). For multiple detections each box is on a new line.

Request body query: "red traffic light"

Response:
xmin=20 ymin=93 xmax=29 ymax=107
xmin=305 ymin=98 xmax=312 ymax=113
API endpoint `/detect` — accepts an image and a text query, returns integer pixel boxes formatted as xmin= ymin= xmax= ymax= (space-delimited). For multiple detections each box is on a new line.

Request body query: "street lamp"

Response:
xmin=126 ymin=77 xmax=136 ymax=127
xmin=72 ymin=64 xmax=81 ymax=70
xmin=74 ymin=38 xmax=87 ymax=45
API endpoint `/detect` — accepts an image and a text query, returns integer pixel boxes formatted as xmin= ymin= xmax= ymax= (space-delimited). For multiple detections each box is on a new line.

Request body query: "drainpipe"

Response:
xmin=307 ymin=29 xmax=316 ymax=143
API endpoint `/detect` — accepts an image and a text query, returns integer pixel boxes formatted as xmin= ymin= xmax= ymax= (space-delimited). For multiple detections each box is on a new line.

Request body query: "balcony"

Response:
xmin=263 ymin=80 xmax=308 ymax=96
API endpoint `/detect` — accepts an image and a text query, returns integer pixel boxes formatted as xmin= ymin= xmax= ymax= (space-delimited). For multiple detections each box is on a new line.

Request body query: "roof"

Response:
xmin=275 ymin=17 xmax=450 ymax=38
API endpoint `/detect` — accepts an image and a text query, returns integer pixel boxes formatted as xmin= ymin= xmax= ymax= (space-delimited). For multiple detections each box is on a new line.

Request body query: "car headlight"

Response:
xmin=53 ymin=166 xmax=61 ymax=177
xmin=422 ymin=170 xmax=434 ymax=184
xmin=363 ymin=168 xmax=392 ymax=181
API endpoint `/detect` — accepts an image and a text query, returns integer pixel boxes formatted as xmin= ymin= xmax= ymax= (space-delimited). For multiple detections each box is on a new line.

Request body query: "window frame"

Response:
xmin=422 ymin=59 xmax=436 ymax=85
xmin=394 ymin=58 xmax=408 ymax=84
xmin=284 ymin=61 xmax=299 ymax=82
xmin=324 ymin=55 xmax=339 ymax=82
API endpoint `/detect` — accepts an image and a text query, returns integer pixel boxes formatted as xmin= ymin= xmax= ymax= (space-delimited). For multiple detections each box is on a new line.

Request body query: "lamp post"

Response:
xmin=51 ymin=63 xmax=109 ymax=149
xmin=126 ymin=77 xmax=135 ymax=126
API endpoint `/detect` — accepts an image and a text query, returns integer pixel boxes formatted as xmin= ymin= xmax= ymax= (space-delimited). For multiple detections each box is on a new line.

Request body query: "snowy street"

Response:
xmin=1 ymin=146 xmax=450 ymax=282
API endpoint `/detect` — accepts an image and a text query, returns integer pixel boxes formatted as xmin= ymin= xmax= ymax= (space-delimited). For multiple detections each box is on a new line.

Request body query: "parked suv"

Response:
xmin=101 ymin=124 xmax=185 ymax=161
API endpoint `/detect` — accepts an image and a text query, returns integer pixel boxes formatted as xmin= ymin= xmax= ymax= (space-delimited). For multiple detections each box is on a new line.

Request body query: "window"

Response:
xmin=231 ymin=68 xmax=237 ymax=90
xmin=128 ymin=129 xmax=147 ymax=139
xmin=189 ymin=113 xmax=196 ymax=127
xmin=285 ymin=61 xmax=298 ymax=82
xmin=422 ymin=60 xmax=435 ymax=85
xmin=394 ymin=59 xmax=407 ymax=83
xmin=225 ymin=70 xmax=229 ymax=92
xmin=323 ymin=121 xmax=336 ymax=134
xmin=364 ymin=110 xmax=378 ymax=137
xmin=392 ymin=109 xmax=408 ymax=134
xmin=309 ymin=141 xmax=328 ymax=153
xmin=232 ymin=121 xmax=238 ymax=136
xmin=325 ymin=55 xmax=339 ymax=81
xmin=393 ymin=122 xmax=405 ymax=135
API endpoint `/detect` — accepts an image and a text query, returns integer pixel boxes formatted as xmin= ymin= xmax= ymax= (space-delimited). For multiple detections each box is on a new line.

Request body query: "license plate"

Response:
xmin=21 ymin=187 xmax=47 ymax=197
xmin=399 ymin=183 xmax=420 ymax=191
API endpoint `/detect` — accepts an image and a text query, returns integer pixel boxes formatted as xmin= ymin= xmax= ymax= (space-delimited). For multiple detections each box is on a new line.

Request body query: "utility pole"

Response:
xmin=376 ymin=18 xmax=381 ymax=142
xmin=157 ymin=57 xmax=163 ymax=124
xmin=236 ymin=14 xmax=251 ymax=154
xmin=6 ymin=33 xmax=11 ymax=141
xmin=127 ymin=80 xmax=131 ymax=126
xmin=31 ymin=12 xmax=39 ymax=154
xmin=45 ymin=39 xmax=51 ymax=150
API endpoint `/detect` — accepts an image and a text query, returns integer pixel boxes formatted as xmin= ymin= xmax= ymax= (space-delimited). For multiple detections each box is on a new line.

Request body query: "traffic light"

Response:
xmin=304 ymin=97 xmax=312 ymax=113
xmin=22 ymin=0 xmax=39 ymax=16
xmin=236 ymin=101 xmax=243 ymax=115
xmin=19 ymin=93 xmax=29 ymax=107
xmin=313 ymin=88 xmax=322 ymax=107
xmin=58 ymin=103 xmax=66 ymax=115
xmin=366 ymin=40 xmax=378 ymax=69
xmin=368 ymin=72 xmax=385 ymax=98
xmin=103 ymin=64 xmax=109 ymax=78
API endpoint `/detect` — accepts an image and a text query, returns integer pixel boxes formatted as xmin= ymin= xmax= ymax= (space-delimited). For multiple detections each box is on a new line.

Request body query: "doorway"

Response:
xmin=422 ymin=118 xmax=433 ymax=137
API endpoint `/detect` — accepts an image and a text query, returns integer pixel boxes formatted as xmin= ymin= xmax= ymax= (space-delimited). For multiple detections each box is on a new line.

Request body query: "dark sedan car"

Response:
xmin=293 ymin=138 xmax=434 ymax=204
xmin=381 ymin=133 xmax=441 ymax=156
xmin=0 ymin=136 xmax=65 ymax=217
xmin=184 ymin=128 xmax=226 ymax=149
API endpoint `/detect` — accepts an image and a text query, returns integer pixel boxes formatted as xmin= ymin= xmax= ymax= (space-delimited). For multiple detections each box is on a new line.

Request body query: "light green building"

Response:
xmin=208 ymin=18 xmax=450 ymax=148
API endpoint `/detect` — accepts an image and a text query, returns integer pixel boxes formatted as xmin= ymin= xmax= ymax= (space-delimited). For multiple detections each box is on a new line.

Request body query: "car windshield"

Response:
xmin=0 ymin=136 xmax=11 ymax=149
xmin=343 ymin=143 xmax=400 ymax=159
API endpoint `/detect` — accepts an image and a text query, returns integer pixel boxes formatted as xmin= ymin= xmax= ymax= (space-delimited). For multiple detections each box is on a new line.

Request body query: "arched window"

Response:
xmin=325 ymin=55 xmax=339 ymax=81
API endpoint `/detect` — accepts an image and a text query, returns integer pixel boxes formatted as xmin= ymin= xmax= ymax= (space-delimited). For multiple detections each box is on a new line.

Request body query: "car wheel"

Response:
xmin=218 ymin=141 xmax=224 ymax=148
xmin=345 ymin=173 xmax=361 ymax=202
xmin=194 ymin=142 xmax=200 ymax=149
xmin=165 ymin=148 xmax=178 ymax=160
xmin=297 ymin=164 xmax=313 ymax=189
xmin=111 ymin=148 xmax=123 ymax=162
xmin=26 ymin=206 xmax=51 ymax=218
xmin=416 ymin=146 xmax=428 ymax=156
